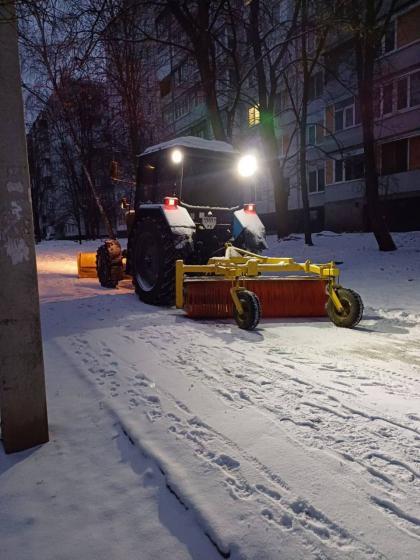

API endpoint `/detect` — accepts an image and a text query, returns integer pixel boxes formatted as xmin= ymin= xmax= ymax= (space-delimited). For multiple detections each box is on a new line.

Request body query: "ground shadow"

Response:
xmin=116 ymin=423 xmax=221 ymax=559
xmin=0 ymin=443 xmax=40 ymax=476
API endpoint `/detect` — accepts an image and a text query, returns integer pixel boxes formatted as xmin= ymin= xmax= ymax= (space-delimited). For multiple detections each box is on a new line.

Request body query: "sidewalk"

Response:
xmin=0 ymin=337 xmax=219 ymax=560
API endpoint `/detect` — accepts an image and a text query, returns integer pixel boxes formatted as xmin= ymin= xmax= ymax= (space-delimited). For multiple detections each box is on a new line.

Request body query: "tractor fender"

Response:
xmin=136 ymin=204 xmax=195 ymax=252
xmin=233 ymin=208 xmax=268 ymax=252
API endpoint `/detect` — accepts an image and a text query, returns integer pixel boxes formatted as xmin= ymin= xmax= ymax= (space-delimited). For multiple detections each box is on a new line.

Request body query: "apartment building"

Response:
xmin=309 ymin=0 xmax=420 ymax=232
xmin=153 ymin=1 xmax=420 ymax=233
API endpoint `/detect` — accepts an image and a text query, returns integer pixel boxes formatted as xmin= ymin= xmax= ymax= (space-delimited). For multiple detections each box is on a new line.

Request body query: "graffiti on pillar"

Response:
xmin=0 ymin=167 xmax=30 ymax=265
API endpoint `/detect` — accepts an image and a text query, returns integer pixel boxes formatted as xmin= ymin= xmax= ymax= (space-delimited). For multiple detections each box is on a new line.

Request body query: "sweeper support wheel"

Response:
xmin=326 ymin=287 xmax=363 ymax=328
xmin=232 ymin=289 xmax=261 ymax=330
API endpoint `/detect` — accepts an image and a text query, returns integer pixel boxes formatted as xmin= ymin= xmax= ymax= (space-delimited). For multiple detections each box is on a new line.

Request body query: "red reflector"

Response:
xmin=164 ymin=196 xmax=179 ymax=208
xmin=244 ymin=203 xmax=256 ymax=213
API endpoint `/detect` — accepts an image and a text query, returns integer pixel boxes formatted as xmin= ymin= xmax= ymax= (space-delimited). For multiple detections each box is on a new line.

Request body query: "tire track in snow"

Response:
xmin=69 ymin=319 xmax=420 ymax=550
xmin=136 ymin=323 xmax=420 ymax=538
xmin=68 ymin=332 xmax=386 ymax=560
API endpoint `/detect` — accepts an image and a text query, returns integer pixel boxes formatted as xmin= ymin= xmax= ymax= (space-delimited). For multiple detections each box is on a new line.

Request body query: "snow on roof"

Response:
xmin=139 ymin=136 xmax=237 ymax=157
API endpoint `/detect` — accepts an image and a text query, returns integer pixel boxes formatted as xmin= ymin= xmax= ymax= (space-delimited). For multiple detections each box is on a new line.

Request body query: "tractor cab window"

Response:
xmin=181 ymin=153 xmax=244 ymax=208
xmin=137 ymin=161 xmax=157 ymax=203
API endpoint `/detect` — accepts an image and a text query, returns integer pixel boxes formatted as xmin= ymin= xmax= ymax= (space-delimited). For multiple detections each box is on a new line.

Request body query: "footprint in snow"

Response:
xmin=213 ymin=454 xmax=240 ymax=471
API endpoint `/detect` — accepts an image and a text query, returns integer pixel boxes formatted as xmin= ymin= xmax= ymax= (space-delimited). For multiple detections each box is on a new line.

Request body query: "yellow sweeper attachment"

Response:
xmin=175 ymin=245 xmax=363 ymax=330
xmin=77 ymin=252 xmax=97 ymax=278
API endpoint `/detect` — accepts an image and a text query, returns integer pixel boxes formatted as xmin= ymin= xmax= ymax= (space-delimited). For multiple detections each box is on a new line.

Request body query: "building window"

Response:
xmin=308 ymin=125 xmax=316 ymax=145
xmin=335 ymin=159 xmax=343 ymax=182
xmin=383 ymin=82 xmax=393 ymax=114
xmin=248 ymin=106 xmax=260 ymax=127
xmin=377 ymin=71 xmax=420 ymax=117
xmin=396 ymin=4 xmax=420 ymax=48
xmin=308 ymin=72 xmax=323 ymax=101
xmin=174 ymin=95 xmax=190 ymax=120
xmin=317 ymin=168 xmax=325 ymax=191
xmin=162 ymin=106 xmax=173 ymax=125
xmin=383 ymin=19 xmax=396 ymax=53
xmin=345 ymin=155 xmax=365 ymax=181
xmin=410 ymin=70 xmax=420 ymax=107
xmin=281 ymin=133 xmax=290 ymax=155
xmin=175 ymin=62 xmax=188 ymax=86
xmin=381 ymin=139 xmax=408 ymax=175
xmin=344 ymin=106 xmax=354 ymax=127
xmin=334 ymin=97 xmax=359 ymax=131
xmin=334 ymin=155 xmax=365 ymax=182
xmin=397 ymin=77 xmax=408 ymax=109
xmin=159 ymin=76 xmax=171 ymax=97
xmin=308 ymin=167 xmax=325 ymax=193
xmin=274 ymin=89 xmax=288 ymax=113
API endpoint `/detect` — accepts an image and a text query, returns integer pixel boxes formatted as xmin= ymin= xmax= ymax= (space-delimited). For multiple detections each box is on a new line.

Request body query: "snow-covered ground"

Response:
xmin=1 ymin=232 xmax=420 ymax=560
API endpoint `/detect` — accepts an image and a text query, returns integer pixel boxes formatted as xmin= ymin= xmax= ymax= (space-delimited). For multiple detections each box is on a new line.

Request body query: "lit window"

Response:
xmin=248 ymin=106 xmax=260 ymax=127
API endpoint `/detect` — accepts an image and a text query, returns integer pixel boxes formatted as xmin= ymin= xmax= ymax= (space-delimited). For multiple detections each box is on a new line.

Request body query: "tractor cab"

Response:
xmin=135 ymin=137 xmax=252 ymax=210
xmin=91 ymin=137 xmax=267 ymax=306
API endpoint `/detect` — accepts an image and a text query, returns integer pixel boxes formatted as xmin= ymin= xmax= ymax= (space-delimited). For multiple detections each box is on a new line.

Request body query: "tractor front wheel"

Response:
xmin=327 ymin=288 xmax=363 ymax=328
xmin=96 ymin=240 xmax=123 ymax=288
xmin=233 ymin=290 xmax=261 ymax=330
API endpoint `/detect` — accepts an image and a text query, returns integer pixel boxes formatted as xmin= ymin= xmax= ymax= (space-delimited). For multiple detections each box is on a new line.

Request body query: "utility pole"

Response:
xmin=0 ymin=1 xmax=49 ymax=453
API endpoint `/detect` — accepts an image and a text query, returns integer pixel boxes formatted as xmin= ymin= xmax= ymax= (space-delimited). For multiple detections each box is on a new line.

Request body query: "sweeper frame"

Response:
xmin=175 ymin=245 xmax=364 ymax=330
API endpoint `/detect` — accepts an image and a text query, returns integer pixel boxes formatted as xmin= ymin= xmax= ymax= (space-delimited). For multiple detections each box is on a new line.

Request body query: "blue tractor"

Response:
xmin=95 ymin=137 xmax=267 ymax=305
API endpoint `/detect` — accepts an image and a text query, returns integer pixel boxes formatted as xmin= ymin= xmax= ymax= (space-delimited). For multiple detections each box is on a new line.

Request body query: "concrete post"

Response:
xmin=0 ymin=1 xmax=49 ymax=453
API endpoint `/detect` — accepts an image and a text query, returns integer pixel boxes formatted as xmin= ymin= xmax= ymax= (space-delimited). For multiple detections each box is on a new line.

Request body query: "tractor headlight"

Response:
xmin=171 ymin=148 xmax=183 ymax=164
xmin=237 ymin=154 xmax=257 ymax=177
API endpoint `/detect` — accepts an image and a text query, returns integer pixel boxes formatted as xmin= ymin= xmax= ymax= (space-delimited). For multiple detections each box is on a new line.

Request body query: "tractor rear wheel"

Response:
xmin=326 ymin=288 xmax=363 ymax=328
xmin=131 ymin=216 xmax=177 ymax=305
xmin=233 ymin=290 xmax=261 ymax=330
xmin=96 ymin=240 xmax=123 ymax=288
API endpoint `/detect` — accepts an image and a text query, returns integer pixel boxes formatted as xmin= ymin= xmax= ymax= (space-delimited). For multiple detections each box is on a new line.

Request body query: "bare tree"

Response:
xmin=294 ymin=0 xmax=332 ymax=245
xmin=19 ymin=0 xmax=117 ymax=240
xmin=247 ymin=0 xmax=300 ymax=237
xmin=345 ymin=0 xmax=397 ymax=251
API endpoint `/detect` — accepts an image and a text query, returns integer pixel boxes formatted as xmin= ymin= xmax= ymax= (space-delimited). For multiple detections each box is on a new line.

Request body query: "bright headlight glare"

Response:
xmin=171 ymin=149 xmax=183 ymax=164
xmin=237 ymin=154 xmax=257 ymax=177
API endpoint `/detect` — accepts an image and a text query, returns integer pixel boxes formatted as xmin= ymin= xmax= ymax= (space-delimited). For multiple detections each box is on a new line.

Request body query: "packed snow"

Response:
xmin=1 ymin=232 xmax=420 ymax=560
xmin=141 ymin=136 xmax=237 ymax=156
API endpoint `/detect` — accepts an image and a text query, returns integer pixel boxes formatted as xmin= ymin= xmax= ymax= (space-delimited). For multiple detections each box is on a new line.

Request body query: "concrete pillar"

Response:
xmin=0 ymin=1 xmax=49 ymax=453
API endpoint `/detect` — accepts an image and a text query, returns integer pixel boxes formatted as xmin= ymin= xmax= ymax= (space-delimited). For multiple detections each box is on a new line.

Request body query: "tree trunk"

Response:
xmin=299 ymin=0 xmax=313 ymax=246
xmin=299 ymin=115 xmax=313 ymax=245
xmin=260 ymin=112 xmax=289 ymax=237
xmin=359 ymin=88 xmax=396 ymax=251
xmin=249 ymin=0 xmax=288 ymax=238
xmin=355 ymin=7 xmax=396 ymax=252
xmin=197 ymin=43 xmax=227 ymax=141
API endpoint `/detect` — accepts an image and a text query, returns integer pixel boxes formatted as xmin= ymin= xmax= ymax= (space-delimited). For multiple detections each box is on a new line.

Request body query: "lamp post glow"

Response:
xmin=237 ymin=154 xmax=257 ymax=177
xmin=171 ymin=148 xmax=183 ymax=164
